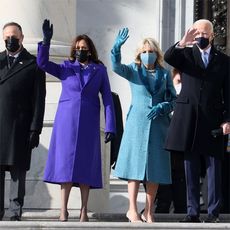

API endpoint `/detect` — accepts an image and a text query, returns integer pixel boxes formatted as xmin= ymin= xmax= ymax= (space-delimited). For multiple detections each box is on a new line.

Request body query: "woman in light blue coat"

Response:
xmin=111 ymin=28 xmax=177 ymax=223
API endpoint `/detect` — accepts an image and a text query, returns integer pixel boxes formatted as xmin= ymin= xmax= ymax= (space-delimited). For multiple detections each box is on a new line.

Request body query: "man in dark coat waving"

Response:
xmin=164 ymin=19 xmax=230 ymax=223
xmin=0 ymin=22 xmax=46 ymax=221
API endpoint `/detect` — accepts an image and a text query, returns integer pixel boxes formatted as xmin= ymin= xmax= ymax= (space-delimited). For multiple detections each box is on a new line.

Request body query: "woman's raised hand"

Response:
xmin=112 ymin=28 xmax=129 ymax=52
xmin=42 ymin=19 xmax=53 ymax=45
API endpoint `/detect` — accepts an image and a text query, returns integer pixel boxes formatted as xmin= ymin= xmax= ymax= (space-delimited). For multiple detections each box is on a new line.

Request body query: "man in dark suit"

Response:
xmin=164 ymin=19 xmax=230 ymax=223
xmin=0 ymin=22 xmax=46 ymax=221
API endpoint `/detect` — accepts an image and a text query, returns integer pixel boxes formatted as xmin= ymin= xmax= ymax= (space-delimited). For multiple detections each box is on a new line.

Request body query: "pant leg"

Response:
xmin=9 ymin=167 xmax=26 ymax=217
xmin=172 ymin=171 xmax=187 ymax=213
xmin=171 ymin=152 xmax=187 ymax=213
xmin=0 ymin=167 xmax=5 ymax=220
xmin=184 ymin=153 xmax=201 ymax=216
xmin=155 ymin=184 xmax=172 ymax=213
xmin=205 ymin=155 xmax=221 ymax=217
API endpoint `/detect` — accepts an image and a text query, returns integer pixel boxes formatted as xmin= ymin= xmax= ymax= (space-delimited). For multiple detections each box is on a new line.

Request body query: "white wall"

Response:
xmin=75 ymin=0 xmax=194 ymax=121
xmin=75 ymin=0 xmax=162 ymax=120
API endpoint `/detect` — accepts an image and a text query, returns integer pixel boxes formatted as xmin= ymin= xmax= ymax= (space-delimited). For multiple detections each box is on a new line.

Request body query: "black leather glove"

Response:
xmin=29 ymin=131 xmax=40 ymax=149
xmin=105 ymin=132 xmax=115 ymax=143
xmin=42 ymin=19 xmax=53 ymax=45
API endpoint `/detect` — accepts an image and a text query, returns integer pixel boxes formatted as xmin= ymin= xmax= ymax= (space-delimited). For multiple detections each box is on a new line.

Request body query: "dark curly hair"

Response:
xmin=69 ymin=34 xmax=103 ymax=64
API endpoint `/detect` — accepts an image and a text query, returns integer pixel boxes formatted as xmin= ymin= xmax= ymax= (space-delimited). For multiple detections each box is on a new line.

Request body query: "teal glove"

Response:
xmin=147 ymin=102 xmax=174 ymax=120
xmin=147 ymin=104 xmax=163 ymax=120
xmin=112 ymin=28 xmax=129 ymax=53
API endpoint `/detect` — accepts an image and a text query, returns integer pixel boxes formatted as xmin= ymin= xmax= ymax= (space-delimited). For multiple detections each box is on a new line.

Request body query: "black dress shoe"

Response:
xmin=204 ymin=215 xmax=220 ymax=223
xmin=10 ymin=215 xmax=21 ymax=221
xmin=180 ymin=215 xmax=201 ymax=223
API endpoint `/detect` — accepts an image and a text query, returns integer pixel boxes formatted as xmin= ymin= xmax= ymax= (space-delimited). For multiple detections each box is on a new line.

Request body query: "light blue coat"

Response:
xmin=112 ymin=51 xmax=176 ymax=184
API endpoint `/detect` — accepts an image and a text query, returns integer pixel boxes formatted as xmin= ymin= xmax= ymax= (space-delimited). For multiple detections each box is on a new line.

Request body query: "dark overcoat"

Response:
xmin=110 ymin=92 xmax=123 ymax=169
xmin=0 ymin=48 xmax=46 ymax=170
xmin=164 ymin=43 xmax=230 ymax=158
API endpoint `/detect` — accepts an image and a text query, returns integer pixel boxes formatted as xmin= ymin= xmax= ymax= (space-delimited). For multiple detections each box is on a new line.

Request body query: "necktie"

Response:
xmin=9 ymin=56 xmax=15 ymax=67
xmin=202 ymin=51 xmax=208 ymax=68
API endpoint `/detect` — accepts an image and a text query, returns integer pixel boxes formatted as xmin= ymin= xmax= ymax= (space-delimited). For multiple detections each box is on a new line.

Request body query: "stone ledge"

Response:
xmin=1 ymin=221 xmax=230 ymax=230
xmin=2 ymin=209 xmax=230 ymax=222
xmin=1 ymin=210 xmax=230 ymax=230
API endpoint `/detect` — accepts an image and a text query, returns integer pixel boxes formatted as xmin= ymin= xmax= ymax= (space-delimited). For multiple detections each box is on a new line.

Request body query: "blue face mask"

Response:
xmin=140 ymin=52 xmax=157 ymax=65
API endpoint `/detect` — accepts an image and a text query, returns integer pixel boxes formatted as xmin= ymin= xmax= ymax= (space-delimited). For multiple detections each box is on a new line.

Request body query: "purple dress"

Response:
xmin=37 ymin=42 xmax=116 ymax=188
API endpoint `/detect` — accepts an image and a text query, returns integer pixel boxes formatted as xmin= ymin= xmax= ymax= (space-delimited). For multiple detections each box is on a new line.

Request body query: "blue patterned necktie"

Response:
xmin=202 ymin=51 xmax=209 ymax=68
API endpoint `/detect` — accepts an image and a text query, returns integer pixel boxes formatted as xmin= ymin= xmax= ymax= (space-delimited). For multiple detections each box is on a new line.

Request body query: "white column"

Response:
xmin=1 ymin=0 xmax=112 ymax=212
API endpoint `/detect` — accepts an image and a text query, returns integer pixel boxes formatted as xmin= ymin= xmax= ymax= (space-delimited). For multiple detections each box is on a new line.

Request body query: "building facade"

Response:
xmin=0 ymin=0 xmax=229 ymax=213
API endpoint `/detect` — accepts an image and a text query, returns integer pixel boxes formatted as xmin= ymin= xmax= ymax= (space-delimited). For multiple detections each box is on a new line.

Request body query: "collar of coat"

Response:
xmin=64 ymin=59 xmax=104 ymax=71
xmin=0 ymin=48 xmax=36 ymax=83
xmin=137 ymin=63 xmax=167 ymax=95
xmin=192 ymin=45 xmax=219 ymax=69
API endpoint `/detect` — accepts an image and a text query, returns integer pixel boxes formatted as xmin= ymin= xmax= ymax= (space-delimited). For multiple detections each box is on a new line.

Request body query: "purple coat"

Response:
xmin=37 ymin=43 xmax=116 ymax=188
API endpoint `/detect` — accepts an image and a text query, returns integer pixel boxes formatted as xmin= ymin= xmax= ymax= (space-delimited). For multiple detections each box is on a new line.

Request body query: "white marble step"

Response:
xmin=1 ymin=212 xmax=230 ymax=230
xmin=1 ymin=209 xmax=230 ymax=222
xmin=1 ymin=221 xmax=230 ymax=230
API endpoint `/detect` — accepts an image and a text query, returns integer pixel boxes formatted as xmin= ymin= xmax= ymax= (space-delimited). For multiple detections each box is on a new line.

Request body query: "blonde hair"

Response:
xmin=134 ymin=37 xmax=164 ymax=68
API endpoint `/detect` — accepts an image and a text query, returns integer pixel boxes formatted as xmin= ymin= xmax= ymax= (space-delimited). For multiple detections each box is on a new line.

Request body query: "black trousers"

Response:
xmin=155 ymin=152 xmax=186 ymax=213
xmin=0 ymin=166 xmax=26 ymax=219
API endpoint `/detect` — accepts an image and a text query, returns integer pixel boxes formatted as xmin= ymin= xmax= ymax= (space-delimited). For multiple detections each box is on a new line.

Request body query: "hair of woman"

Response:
xmin=69 ymin=34 xmax=103 ymax=64
xmin=134 ymin=37 xmax=164 ymax=68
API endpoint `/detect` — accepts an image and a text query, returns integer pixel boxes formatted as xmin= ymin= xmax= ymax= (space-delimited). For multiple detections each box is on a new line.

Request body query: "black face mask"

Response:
xmin=195 ymin=37 xmax=210 ymax=50
xmin=75 ymin=50 xmax=89 ymax=63
xmin=5 ymin=37 xmax=20 ymax=53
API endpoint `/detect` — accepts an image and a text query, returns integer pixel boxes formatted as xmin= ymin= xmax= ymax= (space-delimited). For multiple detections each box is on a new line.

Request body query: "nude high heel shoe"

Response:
xmin=59 ymin=210 xmax=69 ymax=222
xmin=80 ymin=209 xmax=89 ymax=222
xmin=126 ymin=211 xmax=142 ymax=223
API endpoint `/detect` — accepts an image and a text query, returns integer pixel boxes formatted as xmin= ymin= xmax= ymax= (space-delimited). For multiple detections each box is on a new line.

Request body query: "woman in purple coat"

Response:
xmin=37 ymin=20 xmax=116 ymax=222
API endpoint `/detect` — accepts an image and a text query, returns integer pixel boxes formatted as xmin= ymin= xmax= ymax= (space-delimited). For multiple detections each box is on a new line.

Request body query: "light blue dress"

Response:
xmin=112 ymin=50 xmax=177 ymax=184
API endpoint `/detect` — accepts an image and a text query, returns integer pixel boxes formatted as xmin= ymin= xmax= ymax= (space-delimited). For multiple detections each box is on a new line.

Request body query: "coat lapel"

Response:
xmin=138 ymin=64 xmax=164 ymax=95
xmin=0 ymin=51 xmax=8 ymax=80
xmin=69 ymin=61 xmax=98 ymax=90
xmin=138 ymin=64 xmax=152 ymax=94
xmin=81 ymin=63 xmax=98 ymax=88
xmin=0 ymin=49 xmax=35 ymax=83
xmin=193 ymin=45 xmax=217 ymax=70
xmin=207 ymin=47 xmax=218 ymax=67
xmin=193 ymin=45 xmax=205 ymax=69
xmin=69 ymin=61 xmax=83 ymax=90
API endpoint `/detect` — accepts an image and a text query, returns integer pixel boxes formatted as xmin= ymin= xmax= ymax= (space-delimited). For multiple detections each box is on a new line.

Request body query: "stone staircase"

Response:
xmin=1 ymin=176 xmax=230 ymax=229
xmin=1 ymin=209 xmax=230 ymax=229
